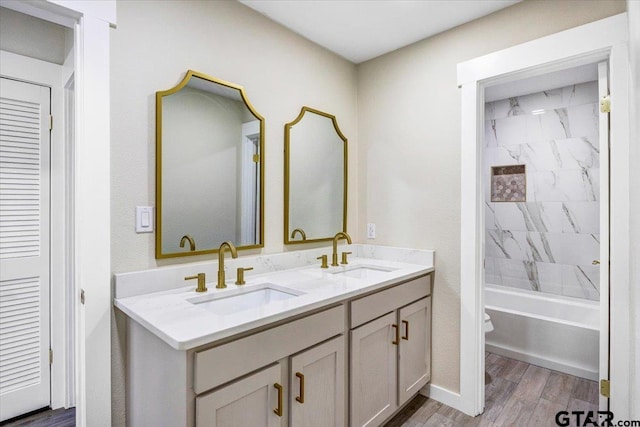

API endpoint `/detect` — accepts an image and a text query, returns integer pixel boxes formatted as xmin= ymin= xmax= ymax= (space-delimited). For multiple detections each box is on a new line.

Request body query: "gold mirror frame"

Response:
xmin=156 ymin=70 xmax=265 ymax=258
xmin=284 ymin=106 xmax=348 ymax=244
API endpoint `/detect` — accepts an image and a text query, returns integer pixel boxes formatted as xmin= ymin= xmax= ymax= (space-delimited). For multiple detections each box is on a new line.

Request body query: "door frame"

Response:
xmin=457 ymin=13 xmax=630 ymax=417
xmin=0 ymin=1 xmax=115 ymax=425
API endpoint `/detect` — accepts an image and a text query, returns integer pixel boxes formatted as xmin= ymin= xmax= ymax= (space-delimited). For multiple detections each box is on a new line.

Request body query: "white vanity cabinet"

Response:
xmin=349 ymin=275 xmax=432 ymax=427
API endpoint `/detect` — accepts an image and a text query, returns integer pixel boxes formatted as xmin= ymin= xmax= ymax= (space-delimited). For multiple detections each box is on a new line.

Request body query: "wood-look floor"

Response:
xmin=385 ymin=352 xmax=599 ymax=427
xmin=1 ymin=408 xmax=75 ymax=427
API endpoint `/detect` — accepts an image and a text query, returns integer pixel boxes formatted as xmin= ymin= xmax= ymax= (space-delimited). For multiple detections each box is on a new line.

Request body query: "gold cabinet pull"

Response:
xmin=295 ymin=372 xmax=305 ymax=403
xmin=592 ymin=260 xmax=601 ymax=265
xmin=273 ymin=383 xmax=283 ymax=416
xmin=392 ymin=324 xmax=400 ymax=345
xmin=402 ymin=320 xmax=409 ymax=340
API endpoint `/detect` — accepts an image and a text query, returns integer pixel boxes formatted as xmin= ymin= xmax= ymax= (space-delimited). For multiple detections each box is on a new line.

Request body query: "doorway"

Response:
xmin=457 ymin=13 xmax=630 ymax=418
xmin=481 ymin=61 xmax=609 ymax=407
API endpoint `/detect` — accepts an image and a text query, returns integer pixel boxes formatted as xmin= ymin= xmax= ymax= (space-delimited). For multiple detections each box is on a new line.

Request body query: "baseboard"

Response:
xmin=420 ymin=384 xmax=463 ymax=412
xmin=486 ymin=344 xmax=598 ymax=381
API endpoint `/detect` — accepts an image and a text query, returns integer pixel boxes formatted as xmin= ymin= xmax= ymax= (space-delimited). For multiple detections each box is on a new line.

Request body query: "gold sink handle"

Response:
xmin=235 ymin=267 xmax=254 ymax=285
xmin=185 ymin=273 xmax=207 ymax=293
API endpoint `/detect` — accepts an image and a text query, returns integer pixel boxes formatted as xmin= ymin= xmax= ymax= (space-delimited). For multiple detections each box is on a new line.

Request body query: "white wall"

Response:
xmin=110 ymin=1 xmax=357 ymax=424
xmin=0 ymin=7 xmax=69 ymax=65
xmin=356 ymin=0 xmax=625 ymax=394
xmin=627 ymin=0 xmax=640 ymax=418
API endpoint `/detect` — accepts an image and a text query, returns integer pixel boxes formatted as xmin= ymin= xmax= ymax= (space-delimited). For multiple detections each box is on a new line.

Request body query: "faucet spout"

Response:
xmin=291 ymin=228 xmax=307 ymax=241
xmin=180 ymin=234 xmax=196 ymax=251
xmin=331 ymin=232 xmax=352 ymax=266
xmin=217 ymin=241 xmax=238 ymax=288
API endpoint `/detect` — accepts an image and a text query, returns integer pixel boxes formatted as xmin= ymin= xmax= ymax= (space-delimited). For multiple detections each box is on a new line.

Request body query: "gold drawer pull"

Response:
xmin=402 ymin=320 xmax=409 ymax=340
xmin=295 ymin=372 xmax=305 ymax=403
xmin=392 ymin=324 xmax=399 ymax=345
xmin=274 ymin=383 xmax=283 ymax=416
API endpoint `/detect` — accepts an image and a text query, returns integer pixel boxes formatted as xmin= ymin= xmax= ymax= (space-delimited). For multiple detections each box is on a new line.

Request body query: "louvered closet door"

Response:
xmin=0 ymin=77 xmax=51 ymax=422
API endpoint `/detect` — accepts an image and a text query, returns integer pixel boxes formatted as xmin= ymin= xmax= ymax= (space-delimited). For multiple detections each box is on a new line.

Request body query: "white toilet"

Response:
xmin=484 ymin=312 xmax=494 ymax=333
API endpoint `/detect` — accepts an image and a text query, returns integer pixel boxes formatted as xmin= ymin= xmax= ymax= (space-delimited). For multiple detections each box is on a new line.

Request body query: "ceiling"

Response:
xmin=239 ymin=0 xmax=521 ymax=64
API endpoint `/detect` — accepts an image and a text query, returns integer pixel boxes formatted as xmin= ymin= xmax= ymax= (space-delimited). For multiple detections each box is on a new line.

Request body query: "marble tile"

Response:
xmin=491 ymin=114 xmax=528 ymax=147
xmin=485 ymin=119 xmax=499 ymax=147
xmin=567 ymin=102 xmax=599 ymax=141
xmin=487 ymin=202 xmax=564 ymax=233
xmin=488 ymin=258 xmax=564 ymax=293
xmin=485 ymin=81 xmax=597 ymax=121
xmin=485 ymin=138 xmax=599 ymax=175
xmin=555 ymin=137 xmax=600 ymax=169
xmin=486 ymin=230 xmax=599 ymax=267
xmin=561 ymin=201 xmax=599 ymax=234
xmin=528 ymin=169 xmax=599 ymax=202
xmin=484 ymin=257 xmax=503 ymax=286
xmin=561 ymin=264 xmax=600 ymax=300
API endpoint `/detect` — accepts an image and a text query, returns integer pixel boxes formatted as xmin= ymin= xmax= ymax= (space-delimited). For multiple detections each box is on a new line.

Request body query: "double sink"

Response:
xmin=185 ymin=265 xmax=397 ymax=316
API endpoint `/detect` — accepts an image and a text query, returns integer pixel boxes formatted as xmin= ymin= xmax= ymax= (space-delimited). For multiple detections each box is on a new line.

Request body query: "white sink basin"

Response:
xmin=187 ymin=284 xmax=304 ymax=316
xmin=329 ymin=265 xmax=397 ymax=280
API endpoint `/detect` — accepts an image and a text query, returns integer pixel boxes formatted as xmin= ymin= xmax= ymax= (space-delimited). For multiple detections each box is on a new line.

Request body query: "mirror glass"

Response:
xmin=285 ymin=107 xmax=347 ymax=244
xmin=156 ymin=70 xmax=264 ymax=258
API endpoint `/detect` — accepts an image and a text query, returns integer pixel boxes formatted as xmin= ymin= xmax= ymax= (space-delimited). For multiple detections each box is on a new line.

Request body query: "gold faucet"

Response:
xmin=180 ymin=234 xmax=196 ymax=251
xmin=291 ymin=228 xmax=307 ymax=241
xmin=217 ymin=241 xmax=238 ymax=289
xmin=331 ymin=231 xmax=352 ymax=266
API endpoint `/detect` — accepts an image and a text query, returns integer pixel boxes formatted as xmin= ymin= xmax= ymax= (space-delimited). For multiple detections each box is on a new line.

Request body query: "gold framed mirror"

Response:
xmin=284 ymin=106 xmax=347 ymax=244
xmin=156 ymin=70 xmax=264 ymax=258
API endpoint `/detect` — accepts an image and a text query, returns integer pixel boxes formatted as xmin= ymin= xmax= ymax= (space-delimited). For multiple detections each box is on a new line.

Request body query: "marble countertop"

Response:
xmin=114 ymin=256 xmax=434 ymax=350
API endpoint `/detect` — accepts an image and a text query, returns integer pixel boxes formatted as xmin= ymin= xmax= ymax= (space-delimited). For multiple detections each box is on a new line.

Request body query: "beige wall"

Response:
xmin=110 ymin=1 xmax=357 ymax=424
xmin=356 ymin=0 xmax=625 ymax=393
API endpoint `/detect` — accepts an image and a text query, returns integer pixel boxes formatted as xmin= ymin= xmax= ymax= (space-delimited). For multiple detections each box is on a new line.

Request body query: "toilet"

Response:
xmin=484 ymin=312 xmax=494 ymax=333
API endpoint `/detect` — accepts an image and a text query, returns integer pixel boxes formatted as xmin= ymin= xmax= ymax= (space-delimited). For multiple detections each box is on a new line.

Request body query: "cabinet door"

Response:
xmin=196 ymin=364 xmax=283 ymax=427
xmin=350 ymin=312 xmax=398 ymax=427
xmin=290 ymin=336 xmax=345 ymax=427
xmin=398 ymin=297 xmax=431 ymax=405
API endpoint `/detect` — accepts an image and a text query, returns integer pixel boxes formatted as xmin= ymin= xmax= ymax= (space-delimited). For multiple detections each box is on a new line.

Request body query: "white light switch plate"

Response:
xmin=136 ymin=206 xmax=154 ymax=233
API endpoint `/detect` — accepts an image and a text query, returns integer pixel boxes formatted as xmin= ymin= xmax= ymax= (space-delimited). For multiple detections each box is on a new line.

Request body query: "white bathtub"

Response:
xmin=485 ymin=284 xmax=599 ymax=380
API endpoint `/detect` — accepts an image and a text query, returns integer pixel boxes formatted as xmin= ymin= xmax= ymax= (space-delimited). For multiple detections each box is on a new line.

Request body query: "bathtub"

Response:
xmin=485 ymin=284 xmax=599 ymax=381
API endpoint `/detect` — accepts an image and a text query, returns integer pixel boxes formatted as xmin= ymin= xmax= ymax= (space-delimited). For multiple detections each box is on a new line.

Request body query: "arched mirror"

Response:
xmin=156 ymin=70 xmax=264 ymax=258
xmin=284 ymin=107 xmax=347 ymax=244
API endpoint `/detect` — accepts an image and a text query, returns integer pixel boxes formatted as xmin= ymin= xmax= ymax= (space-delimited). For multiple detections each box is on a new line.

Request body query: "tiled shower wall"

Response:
xmin=484 ymin=81 xmax=600 ymax=301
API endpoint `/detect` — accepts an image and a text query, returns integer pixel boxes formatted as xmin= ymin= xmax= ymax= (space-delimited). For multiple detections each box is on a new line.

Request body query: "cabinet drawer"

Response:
xmin=194 ymin=305 xmax=345 ymax=394
xmin=350 ymin=275 xmax=430 ymax=329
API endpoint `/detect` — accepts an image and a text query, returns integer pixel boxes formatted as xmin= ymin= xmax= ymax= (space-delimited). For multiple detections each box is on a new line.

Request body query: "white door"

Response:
xmin=290 ymin=335 xmax=345 ymax=427
xmin=398 ymin=297 xmax=431 ymax=405
xmin=196 ymin=363 xmax=283 ymax=427
xmin=0 ymin=77 xmax=51 ymax=421
xmin=350 ymin=312 xmax=398 ymax=427
xmin=597 ymin=60 xmax=610 ymax=412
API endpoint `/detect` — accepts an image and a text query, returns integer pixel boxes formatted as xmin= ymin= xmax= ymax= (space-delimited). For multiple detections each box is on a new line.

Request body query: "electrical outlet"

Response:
xmin=367 ymin=223 xmax=376 ymax=239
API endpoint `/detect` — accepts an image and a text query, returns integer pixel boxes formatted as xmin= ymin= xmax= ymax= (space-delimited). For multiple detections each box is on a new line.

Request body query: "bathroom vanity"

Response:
xmin=114 ymin=245 xmax=434 ymax=427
